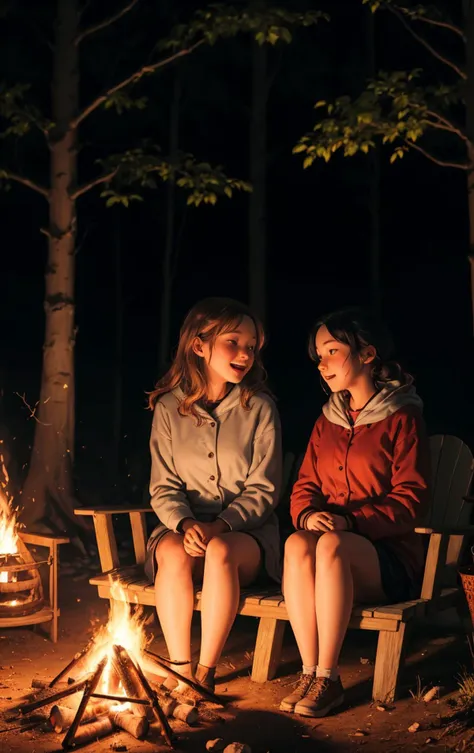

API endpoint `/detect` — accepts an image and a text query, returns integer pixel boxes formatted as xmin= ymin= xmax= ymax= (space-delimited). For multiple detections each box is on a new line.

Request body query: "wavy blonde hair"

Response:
xmin=148 ymin=297 xmax=268 ymax=424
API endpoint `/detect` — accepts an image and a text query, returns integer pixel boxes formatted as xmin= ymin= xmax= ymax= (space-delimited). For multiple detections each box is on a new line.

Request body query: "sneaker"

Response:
xmin=279 ymin=672 xmax=315 ymax=712
xmin=294 ymin=676 xmax=344 ymax=717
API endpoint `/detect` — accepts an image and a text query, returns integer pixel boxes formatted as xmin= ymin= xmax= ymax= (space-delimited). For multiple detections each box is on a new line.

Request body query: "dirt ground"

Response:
xmin=1 ymin=552 xmax=474 ymax=753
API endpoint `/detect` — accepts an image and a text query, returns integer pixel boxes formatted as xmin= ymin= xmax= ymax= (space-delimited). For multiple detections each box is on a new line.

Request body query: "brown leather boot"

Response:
xmin=195 ymin=663 xmax=216 ymax=693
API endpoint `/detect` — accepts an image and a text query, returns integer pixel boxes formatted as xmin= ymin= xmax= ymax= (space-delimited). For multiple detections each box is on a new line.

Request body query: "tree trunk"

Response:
xmin=365 ymin=5 xmax=381 ymax=313
xmin=21 ymin=0 xmax=86 ymax=536
xmin=249 ymin=39 xmax=267 ymax=324
xmin=158 ymin=69 xmax=181 ymax=372
xmin=112 ymin=212 xmax=123 ymax=479
xmin=465 ymin=2 xmax=474 ymax=331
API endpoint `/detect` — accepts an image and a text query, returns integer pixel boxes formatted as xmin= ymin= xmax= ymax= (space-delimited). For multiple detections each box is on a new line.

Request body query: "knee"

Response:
xmin=315 ymin=531 xmax=347 ymax=565
xmin=156 ymin=536 xmax=190 ymax=573
xmin=284 ymin=531 xmax=314 ymax=566
xmin=205 ymin=536 xmax=234 ymax=568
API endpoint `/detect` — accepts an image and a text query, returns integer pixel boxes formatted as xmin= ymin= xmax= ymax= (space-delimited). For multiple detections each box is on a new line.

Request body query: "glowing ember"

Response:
xmin=84 ymin=579 xmax=149 ymax=700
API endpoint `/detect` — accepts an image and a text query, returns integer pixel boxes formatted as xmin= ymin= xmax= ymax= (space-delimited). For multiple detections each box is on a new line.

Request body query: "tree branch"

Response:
xmin=70 ymin=169 xmax=118 ymax=200
xmin=0 ymin=170 xmax=49 ymax=198
xmin=392 ymin=4 xmax=466 ymax=41
xmin=424 ymin=109 xmax=469 ymax=142
xmin=388 ymin=6 xmax=466 ymax=79
xmin=404 ymin=139 xmax=469 ymax=169
xmin=71 ymin=40 xmax=205 ymax=128
xmin=76 ymin=0 xmax=141 ymax=45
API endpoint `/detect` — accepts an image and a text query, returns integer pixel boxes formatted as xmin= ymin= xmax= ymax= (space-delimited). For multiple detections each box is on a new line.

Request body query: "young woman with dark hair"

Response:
xmin=280 ymin=307 xmax=431 ymax=718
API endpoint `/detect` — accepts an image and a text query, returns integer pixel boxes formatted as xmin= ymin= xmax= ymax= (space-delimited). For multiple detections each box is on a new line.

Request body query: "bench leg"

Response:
xmin=372 ymin=622 xmax=409 ymax=703
xmin=251 ymin=618 xmax=286 ymax=682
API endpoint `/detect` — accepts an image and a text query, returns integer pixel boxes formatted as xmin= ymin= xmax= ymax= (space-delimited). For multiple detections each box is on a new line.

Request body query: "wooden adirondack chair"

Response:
xmin=76 ymin=434 xmax=474 ymax=702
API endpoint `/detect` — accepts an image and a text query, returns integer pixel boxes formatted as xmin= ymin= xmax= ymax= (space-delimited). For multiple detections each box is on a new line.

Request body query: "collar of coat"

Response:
xmin=322 ymin=378 xmax=424 ymax=429
xmin=172 ymin=384 xmax=242 ymax=418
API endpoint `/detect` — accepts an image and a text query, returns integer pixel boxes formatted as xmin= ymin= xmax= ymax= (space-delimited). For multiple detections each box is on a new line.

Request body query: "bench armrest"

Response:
xmin=74 ymin=506 xmax=152 ymax=516
xmin=20 ymin=532 xmax=70 ymax=547
xmin=415 ymin=526 xmax=474 ymax=535
xmin=75 ymin=507 xmax=151 ymax=572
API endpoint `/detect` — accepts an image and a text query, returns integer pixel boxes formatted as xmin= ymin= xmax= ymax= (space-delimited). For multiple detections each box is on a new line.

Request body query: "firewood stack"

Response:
xmin=13 ymin=643 xmax=223 ymax=749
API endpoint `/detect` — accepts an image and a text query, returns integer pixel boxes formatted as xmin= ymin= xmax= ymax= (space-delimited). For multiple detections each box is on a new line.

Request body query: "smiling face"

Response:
xmin=195 ymin=315 xmax=257 ymax=398
xmin=315 ymin=324 xmax=375 ymax=394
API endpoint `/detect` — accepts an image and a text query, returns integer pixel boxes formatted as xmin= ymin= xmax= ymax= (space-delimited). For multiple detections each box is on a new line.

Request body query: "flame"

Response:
xmin=0 ymin=483 xmax=19 ymax=585
xmin=83 ymin=579 xmax=148 ymax=704
xmin=0 ymin=498 xmax=19 ymax=557
xmin=0 ymin=449 xmax=19 ymax=561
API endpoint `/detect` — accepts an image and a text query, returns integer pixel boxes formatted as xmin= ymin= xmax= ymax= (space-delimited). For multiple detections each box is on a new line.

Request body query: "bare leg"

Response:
xmin=199 ymin=533 xmax=261 ymax=668
xmin=315 ymin=531 xmax=385 ymax=670
xmin=154 ymin=532 xmax=204 ymax=665
xmin=283 ymin=531 xmax=320 ymax=667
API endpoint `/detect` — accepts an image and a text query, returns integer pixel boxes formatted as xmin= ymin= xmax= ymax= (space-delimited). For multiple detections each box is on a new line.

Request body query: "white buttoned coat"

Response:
xmin=145 ymin=385 xmax=283 ymax=584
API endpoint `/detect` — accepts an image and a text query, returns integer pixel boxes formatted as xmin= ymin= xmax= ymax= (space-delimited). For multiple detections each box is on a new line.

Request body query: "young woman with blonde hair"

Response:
xmin=145 ymin=297 xmax=282 ymax=692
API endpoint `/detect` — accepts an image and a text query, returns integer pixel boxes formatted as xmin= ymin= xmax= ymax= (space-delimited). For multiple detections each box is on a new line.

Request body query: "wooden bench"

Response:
xmin=76 ymin=434 xmax=474 ymax=702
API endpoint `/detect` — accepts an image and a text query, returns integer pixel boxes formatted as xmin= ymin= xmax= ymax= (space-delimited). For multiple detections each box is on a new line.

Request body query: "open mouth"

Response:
xmin=324 ymin=375 xmax=336 ymax=381
xmin=230 ymin=363 xmax=247 ymax=374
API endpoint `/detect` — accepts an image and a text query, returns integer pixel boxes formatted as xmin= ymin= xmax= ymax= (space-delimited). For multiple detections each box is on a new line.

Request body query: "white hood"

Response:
xmin=322 ymin=378 xmax=423 ymax=429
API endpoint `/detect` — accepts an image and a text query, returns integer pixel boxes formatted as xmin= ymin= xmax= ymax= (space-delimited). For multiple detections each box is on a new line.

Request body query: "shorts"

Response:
xmin=144 ymin=528 xmax=269 ymax=585
xmin=374 ymin=541 xmax=418 ymax=603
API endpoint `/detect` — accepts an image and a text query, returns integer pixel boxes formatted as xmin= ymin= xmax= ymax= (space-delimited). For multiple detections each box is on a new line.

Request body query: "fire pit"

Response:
xmin=0 ymin=484 xmax=45 ymax=620
xmin=0 ymin=544 xmax=44 ymax=618
xmin=13 ymin=579 xmax=222 ymax=749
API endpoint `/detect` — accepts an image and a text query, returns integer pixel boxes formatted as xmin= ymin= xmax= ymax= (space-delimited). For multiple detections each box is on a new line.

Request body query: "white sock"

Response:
xmin=302 ymin=664 xmax=316 ymax=675
xmin=316 ymin=666 xmax=339 ymax=681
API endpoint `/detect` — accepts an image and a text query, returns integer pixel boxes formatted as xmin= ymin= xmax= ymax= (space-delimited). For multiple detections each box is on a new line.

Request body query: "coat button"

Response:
xmin=338 ymin=466 xmax=343 ymax=471
xmin=213 ymin=495 xmax=219 ymax=500
xmin=210 ymin=475 xmax=216 ymax=481
xmin=367 ymin=424 xmax=371 ymax=428
xmin=210 ymin=422 xmax=216 ymax=428
xmin=208 ymin=452 xmax=214 ymax=458
xmin=339 ymin=492 xmax=344 ymax=498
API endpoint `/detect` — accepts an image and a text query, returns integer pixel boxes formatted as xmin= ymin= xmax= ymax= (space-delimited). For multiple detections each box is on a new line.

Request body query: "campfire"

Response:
xmin=0 ymin=459 xmax=44 ymax=619
xmin=15 ymin=578 xmax=222 ymax=749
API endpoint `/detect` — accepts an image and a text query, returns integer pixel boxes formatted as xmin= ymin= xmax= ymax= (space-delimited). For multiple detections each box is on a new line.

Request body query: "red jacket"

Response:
xmin=290 ymin=404 xmax=431 ymax=583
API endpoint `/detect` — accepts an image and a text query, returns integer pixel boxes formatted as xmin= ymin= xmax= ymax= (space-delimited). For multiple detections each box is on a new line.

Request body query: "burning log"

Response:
xmin=91 ymin=692 xmax=148 ymax=705
xmin=32 ymin=679 xmax=74 ymax=690
xmin=49 ymin=701 xmax=112 ymax=733
xmin=48 ymin=642 xmax=95 ymax=688
xmin=160 ymin=697 xmax=199 ymax=725
xmin=110 ymin=644 xmax=147 ymax=719
xmin=116 ymin=645 xmax=174 ymax=748
xmin=144 ymin=649 xmax=222 ymax=705
xmin=62 ymin=657 xmax=108 ymax=750
xmin=66 ymin=716 xmax=114 ymax=747
xmin=20 ymin=677 xmax=90 ymax=714
xmin=111 ymin=709 xmax=149 ymax=739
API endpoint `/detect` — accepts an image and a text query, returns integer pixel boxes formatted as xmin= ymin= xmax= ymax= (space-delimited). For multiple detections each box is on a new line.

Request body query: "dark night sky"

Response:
xmin=1 ymin=0 xmax=472 ymax=500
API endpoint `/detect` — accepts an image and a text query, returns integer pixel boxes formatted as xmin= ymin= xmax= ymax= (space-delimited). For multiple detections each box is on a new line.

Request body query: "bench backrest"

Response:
xmin=427 ymin=434 xmax=474 ymax=529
